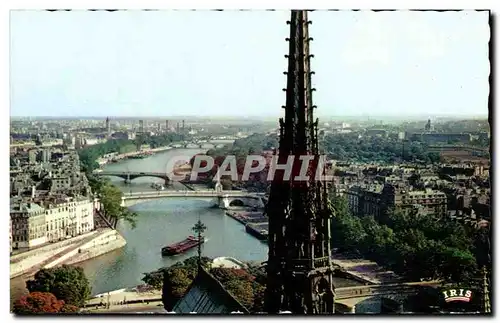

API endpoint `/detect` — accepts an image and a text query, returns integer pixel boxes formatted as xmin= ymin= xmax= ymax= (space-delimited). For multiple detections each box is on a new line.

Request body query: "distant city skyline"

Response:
xmin=10 ymin=10 xmax=490 ymax=117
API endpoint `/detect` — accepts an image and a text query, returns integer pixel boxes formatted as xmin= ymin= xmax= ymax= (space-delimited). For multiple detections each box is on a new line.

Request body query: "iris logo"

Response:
xmin=442 ymin=289 xmax=473 ymax=303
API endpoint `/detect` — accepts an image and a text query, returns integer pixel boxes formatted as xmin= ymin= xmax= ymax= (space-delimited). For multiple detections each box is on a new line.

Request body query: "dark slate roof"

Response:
xmin=172 ymin=266 xmax=249 ymax=314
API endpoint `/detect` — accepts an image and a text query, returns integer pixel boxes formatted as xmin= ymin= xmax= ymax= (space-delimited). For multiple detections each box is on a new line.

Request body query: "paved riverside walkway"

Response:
xmin=85 ymin=287 xmax=162 ymax=310
xmin=332 ymin=252 xmax=401 ymax=285
xmin=10 ymin=230 xmax=98 ymax=262
xmin=10 ymin=229 xmax=111 ymax=279
xmin=28 ymin=229 xmax=113 ymax=276
xmin=84 ymin=301 xmax=165 ymax=313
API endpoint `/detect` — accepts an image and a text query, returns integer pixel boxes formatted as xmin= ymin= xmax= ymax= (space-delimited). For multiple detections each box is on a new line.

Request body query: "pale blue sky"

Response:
xmin=10 ymin=10 xmax=489 ymax=117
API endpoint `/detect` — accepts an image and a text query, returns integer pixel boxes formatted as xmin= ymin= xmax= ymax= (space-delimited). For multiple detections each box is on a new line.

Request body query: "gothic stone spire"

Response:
xmin=264 ymin=10 xmax=335 ymax=314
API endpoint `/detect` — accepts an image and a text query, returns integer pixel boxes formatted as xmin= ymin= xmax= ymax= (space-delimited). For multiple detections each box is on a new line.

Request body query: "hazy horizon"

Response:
xmin=10 ymin=10 xmax=490 ymax=118
xmin=10 ymin=114 xmax=489 ymax=121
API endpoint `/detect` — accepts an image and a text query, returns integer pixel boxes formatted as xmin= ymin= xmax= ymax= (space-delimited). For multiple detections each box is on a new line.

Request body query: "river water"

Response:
xmin=10 ymin=147 xmax=360 ymax=308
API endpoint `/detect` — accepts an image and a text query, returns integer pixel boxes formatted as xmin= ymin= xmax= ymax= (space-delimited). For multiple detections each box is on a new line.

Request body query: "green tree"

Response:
xmin=98 ymin=180 xmax=123 ymax=216
xmin=92 ymin=178 xmax=137 ymax=228
xmin=360 ymin=216 xmax=394 ymax=261
xmin=141 ymin=271 xmax=164 ymax=290
xmin=170 ymin=256 xmax=212 ymax=279
xmin=437 ymin=248 xmax=478 ymax=283
xmin=330 ymin=198 xmax=484 ymax=284
xmin=335 ymin=215 xmax=366 ymax=253
xmin=162 ymin=267 xmax=192 ymax=311
xmin=144 ymin=256 xmax=212 ymax=294
xmin=331 ymin=194 xmax=350 ymax=218
xmin=472 ymin=227 xmax=491 ymax=268
xmin=26 ymin=265 xmax=91 ymax=307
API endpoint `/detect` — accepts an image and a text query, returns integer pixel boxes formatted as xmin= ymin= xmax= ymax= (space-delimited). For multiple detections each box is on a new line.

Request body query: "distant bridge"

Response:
xmin=178 ymin=138 xmax=235 ymax=149
xmin=96 ymin=171 xmax=170 ymax=184
xmin=121 ymin=190 xmax=266 ymax=208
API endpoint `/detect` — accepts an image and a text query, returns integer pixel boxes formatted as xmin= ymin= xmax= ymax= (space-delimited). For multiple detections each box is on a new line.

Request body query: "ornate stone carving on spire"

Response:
xmin=264 ymin=10 xmax=335 ymax=314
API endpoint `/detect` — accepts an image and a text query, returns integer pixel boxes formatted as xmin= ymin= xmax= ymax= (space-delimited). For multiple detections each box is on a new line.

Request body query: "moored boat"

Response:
xmin=128 ymin=154 xmax=147 ymax=159
xmin=245 ymin=223 xmax=268 ymax=240
xmin=161 ymin=235 xmax=205 ymax=256
xmin=150 ymin=183 xmax=165 ymax=190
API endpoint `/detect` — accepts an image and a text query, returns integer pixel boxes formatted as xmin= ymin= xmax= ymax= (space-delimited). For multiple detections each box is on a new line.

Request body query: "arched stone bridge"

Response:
xmin=181 ymin=141 xmax=227 ymax=149
xmin=96 ymin=171 xmax=170 ymax=184
xmin=120 ymin=190 xmax=267 ymax=209
xmin=334 ymin=280 xmax=440 ymax=313
xmin=179 ymin=137 xmax=237 ymax=149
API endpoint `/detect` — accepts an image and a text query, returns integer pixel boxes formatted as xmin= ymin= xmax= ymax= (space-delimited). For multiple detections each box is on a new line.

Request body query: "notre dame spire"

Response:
xmin=264 ymin=10 xmax=335 ymax=314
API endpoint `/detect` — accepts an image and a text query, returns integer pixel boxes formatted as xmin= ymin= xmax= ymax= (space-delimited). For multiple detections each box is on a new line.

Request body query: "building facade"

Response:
xmin=10 ymin=197 xmax=94 ymax=249
xmin=347 ymin=183 xmax=447 ymax=218
xmin=10 ymin=201 xmax=47 ymax=249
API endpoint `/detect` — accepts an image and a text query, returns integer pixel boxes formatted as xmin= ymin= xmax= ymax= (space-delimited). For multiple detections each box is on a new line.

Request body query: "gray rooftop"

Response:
xmin=172 ymin=266 xmax=249 ymax=314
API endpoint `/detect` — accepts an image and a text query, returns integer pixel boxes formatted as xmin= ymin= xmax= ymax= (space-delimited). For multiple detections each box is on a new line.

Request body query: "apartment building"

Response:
xmin=10 ymin=196 xmax=94 ymax=250
xmin=346 ymin=183 xmax=447 ymax=218
xmin=10 ymin=200 xmax=47 ymax=249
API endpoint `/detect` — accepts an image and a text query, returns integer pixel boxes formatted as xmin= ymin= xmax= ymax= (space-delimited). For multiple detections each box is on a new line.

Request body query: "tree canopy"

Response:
xmin=13 ymin=292 xmax=79 ymax=315
xmin=207 ymin=132 xmax=442 ymax=167
xmin=89 ymin=177 xmax=137 ymax=228
xmin=26 ymin=265 xmax=91 ymax=307
xmin=331 ymin=195 xmax=482 ymax=284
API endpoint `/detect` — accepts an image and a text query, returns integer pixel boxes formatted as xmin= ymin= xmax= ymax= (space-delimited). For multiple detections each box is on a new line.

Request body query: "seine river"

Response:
xmin=11 ymin=148 xmax=268 ymax=301
xmin=10 ymin=147 xmax=360 ymax=308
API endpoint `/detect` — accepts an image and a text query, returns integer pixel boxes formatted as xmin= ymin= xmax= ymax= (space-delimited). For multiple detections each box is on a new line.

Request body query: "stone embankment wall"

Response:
xmin=10 ymin=229 xmax=126 ymax=278
xmin=10 ymin=231 xmax=98 ymax=278
xmin=63 ymin=230 xmax=126 ymax=266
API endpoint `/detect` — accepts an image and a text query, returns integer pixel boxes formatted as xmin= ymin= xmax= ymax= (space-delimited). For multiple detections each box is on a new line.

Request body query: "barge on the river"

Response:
xmin=245 ymin=223 xmax=268 ymax=241
xmin=128 ymin=152 xmax=153 ymax=159
xmin=161 ymin=235 xmax=205 ymax=256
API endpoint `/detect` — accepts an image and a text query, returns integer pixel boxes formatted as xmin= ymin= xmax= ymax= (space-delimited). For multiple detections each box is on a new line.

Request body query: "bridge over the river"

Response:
xmin=334 ymin=280 xmax=440 ymax=313
xmin=179 ymin=141 xmax=227 ymax=149
xmin=177 ymin=136 xmax=237 ymax=149
xmin=96 ymin=171 xmax=171 ymax=184
xmin=121 ymin=190 xmax=267 ymax=209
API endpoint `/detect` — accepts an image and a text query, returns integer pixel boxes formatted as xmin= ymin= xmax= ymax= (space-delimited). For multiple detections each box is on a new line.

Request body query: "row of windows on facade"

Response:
xmin=348 ymin=190 xmax=446 ymax=199
xmin=11 ymin=209 xmax=91 ymax=224
xmin=12 ymin=216 xmax=90 ymax=231
xmin=11 ymin=207 xmax=90 ymax=219
xmin=12 ymin=223 xmax=92 ymax=242
xmin=356 ymin=197 xmax=446 ymax=205
xmin=348 ymin=193 xmax=446 ymax=202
